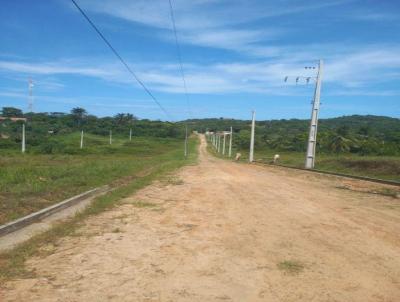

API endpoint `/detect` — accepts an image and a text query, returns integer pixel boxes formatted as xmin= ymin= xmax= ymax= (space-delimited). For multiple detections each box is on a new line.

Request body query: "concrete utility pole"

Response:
xmin=80 ymin=130 xmax=84 ymax=149
xmin=184 ymin=125 xmax=188 ymax=158
xmin=305 ymin=59 xmax=323 ymax=169
xmin=21 ymin=124 xmax=26 ymax=153
xmin=129 ymin=128 xmax=132 ymax=141
xmin=109 ymin=130 xmax=112 ymax=145
xmin=229 ymin=126 xmax=233 ymax=157
xmin=249 ymin=110 xmax=256 ymax=162
xmin=222 ymin=133 xmax=226 ymax=155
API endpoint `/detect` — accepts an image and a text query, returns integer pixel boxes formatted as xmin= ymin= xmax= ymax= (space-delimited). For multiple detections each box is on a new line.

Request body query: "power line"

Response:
xmin=167 ymin=0 xmax=192 ymax=119
xmin=167 ymin=0 xmax=192 ymax=157
xmin=70 ymin=0 xmax=173 ymax=120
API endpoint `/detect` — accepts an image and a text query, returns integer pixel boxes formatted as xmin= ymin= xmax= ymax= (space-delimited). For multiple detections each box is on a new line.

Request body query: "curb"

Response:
xmin=253 ymin=160 xmax=400 ymax=187
xmin=0 ymin=185 xmax=111 ymax=237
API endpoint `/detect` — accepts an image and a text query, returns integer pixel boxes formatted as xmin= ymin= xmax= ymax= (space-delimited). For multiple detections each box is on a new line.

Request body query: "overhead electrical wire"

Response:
xmin=167 ymin=0 xmax=192 ymax=119
xmin=167 ymin=0 xmax=192 ymax=157
xmin=70 ymin=0 xmax=173 ymax=120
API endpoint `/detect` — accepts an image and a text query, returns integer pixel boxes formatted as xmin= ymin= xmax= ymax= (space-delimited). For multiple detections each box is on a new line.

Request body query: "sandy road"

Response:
xmin=2 ymin=135 xmax=400 ymax=301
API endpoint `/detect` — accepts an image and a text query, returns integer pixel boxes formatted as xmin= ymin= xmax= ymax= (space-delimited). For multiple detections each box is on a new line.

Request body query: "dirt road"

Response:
xmin=2 ymin=135 xmax=400 ymax=301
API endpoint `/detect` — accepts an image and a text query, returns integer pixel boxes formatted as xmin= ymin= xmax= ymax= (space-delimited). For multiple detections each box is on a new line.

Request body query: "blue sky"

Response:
xmin=0 ymin=0 xmax=399 ymax=120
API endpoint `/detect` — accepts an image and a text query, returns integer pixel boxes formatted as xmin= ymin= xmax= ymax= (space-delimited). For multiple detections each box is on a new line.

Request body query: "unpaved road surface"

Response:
xmin=2 ymin=135 xmax=400 ymax=301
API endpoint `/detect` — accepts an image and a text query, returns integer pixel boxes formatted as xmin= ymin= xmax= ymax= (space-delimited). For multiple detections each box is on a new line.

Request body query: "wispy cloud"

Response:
xmin=74 ymin=0 xmax=349 ymax=57
xmin=1 ymin=44 xmax=399 ymax=96
xmin=0 ymin=60 xmax=111 ymax=77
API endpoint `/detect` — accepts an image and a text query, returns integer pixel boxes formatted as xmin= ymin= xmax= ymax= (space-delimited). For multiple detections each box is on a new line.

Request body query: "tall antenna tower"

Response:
xmin=28 ymin=78 xmax=34 ymax=112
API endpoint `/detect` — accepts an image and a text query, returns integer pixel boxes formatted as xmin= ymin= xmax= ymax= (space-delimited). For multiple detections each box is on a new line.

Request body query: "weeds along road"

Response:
xmin=2 ymin=135 xmax=400 ymax=301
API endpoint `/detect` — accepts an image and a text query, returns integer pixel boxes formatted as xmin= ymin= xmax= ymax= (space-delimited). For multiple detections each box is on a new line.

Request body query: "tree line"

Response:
xmin=0 ymin=107 xmax=184 ymax=153
xmin=187 ymin=115 xmax=400 ymax=156
xmin=1 ymin=107 xmax=399 ymax=156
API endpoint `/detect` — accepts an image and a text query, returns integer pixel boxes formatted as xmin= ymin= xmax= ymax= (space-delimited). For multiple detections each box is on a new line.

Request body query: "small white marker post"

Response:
xmin=21 ymin=123 xmax=26 ymax=153
xmin=80 ymin=130 xmax=84 ymax=149
xmin=109 ymin=130 xmax=112 ymax=145
xmin=217 ymin=134 xmax=221 ymax=153
xmin=249 ymin=110 xmax=256 ymax=162
xmin=229 ymin=126 xmax=233 ymax=157
xmin=129 ymin=128 xmax=132 ymax=141
xmin=184 ymin=124 xmax=188 ymax=158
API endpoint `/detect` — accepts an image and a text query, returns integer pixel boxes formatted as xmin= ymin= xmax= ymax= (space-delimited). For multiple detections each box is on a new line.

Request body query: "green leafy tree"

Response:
xmin=1 ymin=107 xmax=23 ymax=117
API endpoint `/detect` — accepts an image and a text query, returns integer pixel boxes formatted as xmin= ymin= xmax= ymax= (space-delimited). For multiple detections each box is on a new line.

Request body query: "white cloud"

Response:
xmin=1 ymin=45 xmax=399 ymax=96
xmin=74 ymin=0 xmax=349 ymax=57
xmin=0 ymin=60 xmax=111 ymax=77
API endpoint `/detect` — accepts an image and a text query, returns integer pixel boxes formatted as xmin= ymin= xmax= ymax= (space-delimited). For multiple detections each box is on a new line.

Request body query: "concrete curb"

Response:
xmin=0 ymin=185 xmax=111 ymax=237
xmin=253 ymin=160 xmax=400 ymax=187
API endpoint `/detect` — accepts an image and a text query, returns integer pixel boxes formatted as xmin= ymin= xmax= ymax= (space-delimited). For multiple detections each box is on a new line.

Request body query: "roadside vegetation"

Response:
xmin=0 ymin=107 xmax=192 ymax=224
xmin=0 ymin=132 xmax=198 ymax=282
xmin=195 ymin=115 xmax=400 ymax=181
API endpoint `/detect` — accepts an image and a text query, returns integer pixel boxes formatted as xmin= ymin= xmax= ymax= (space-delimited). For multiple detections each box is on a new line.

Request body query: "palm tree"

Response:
xmin=70 ymin=107 xmax=87 ymax=127
xmin=114 ymin=113 xmax=125 ymax=125
xmin=329 ymin=135 xmax=353 ymax=153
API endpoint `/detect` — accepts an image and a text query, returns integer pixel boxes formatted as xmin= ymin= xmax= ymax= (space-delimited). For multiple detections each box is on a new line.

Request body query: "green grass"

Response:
xmin=266 ymin=152 xmax=400 ymax=182
xmin=207 ymin=140 xmax=400 ymax=182
xmin=0 ymin=133 xmax=194 ymax=224
xmin=277 ymin=260 xmax=304 ymax=275
xmin=0 ymin=135 xmax=198 ymax=282
xmin=130 ymin=200 xmax=158 ymax=208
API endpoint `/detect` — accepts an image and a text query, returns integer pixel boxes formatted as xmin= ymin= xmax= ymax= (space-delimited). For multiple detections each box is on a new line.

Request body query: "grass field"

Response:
xmin=207 ymin=141 xmax=400 ymax=182
xmin=0 ymin=132 xmax=196 ymax=225
xmin=0 ymin=134 xmax=198 ymax=281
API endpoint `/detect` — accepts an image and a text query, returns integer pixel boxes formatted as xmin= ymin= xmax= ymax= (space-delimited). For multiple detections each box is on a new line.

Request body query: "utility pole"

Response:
xmin=109 ymin=130 xmax=112 ymax=145
xmin=80 ymin=130 xmax=84 ymax=149
xmin=305 ymin=59 xmax=323 ymax=169
xmin=28 ymin=78 xmax=34 ymax=112
xmin=184 ymin=124 xmax=188 ymax=158
xmin=284 ymin=60 xmax=324 ymax=169
xmin=21 ymin=123 xmax=26 ymax=153
xmin=222 ymin=133 xmax=226 ymax=155
xmin=129 ymin=128 xmax=132 ymax=141
xmin=249 ymin=110 xmax=256 ymax=162
xmin=229 ymin=126 xmax=233 ymax=157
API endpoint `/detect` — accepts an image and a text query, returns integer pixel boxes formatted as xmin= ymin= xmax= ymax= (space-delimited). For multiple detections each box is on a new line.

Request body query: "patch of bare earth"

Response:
xmin=1 ymin=135 xmax=400 ymax=301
